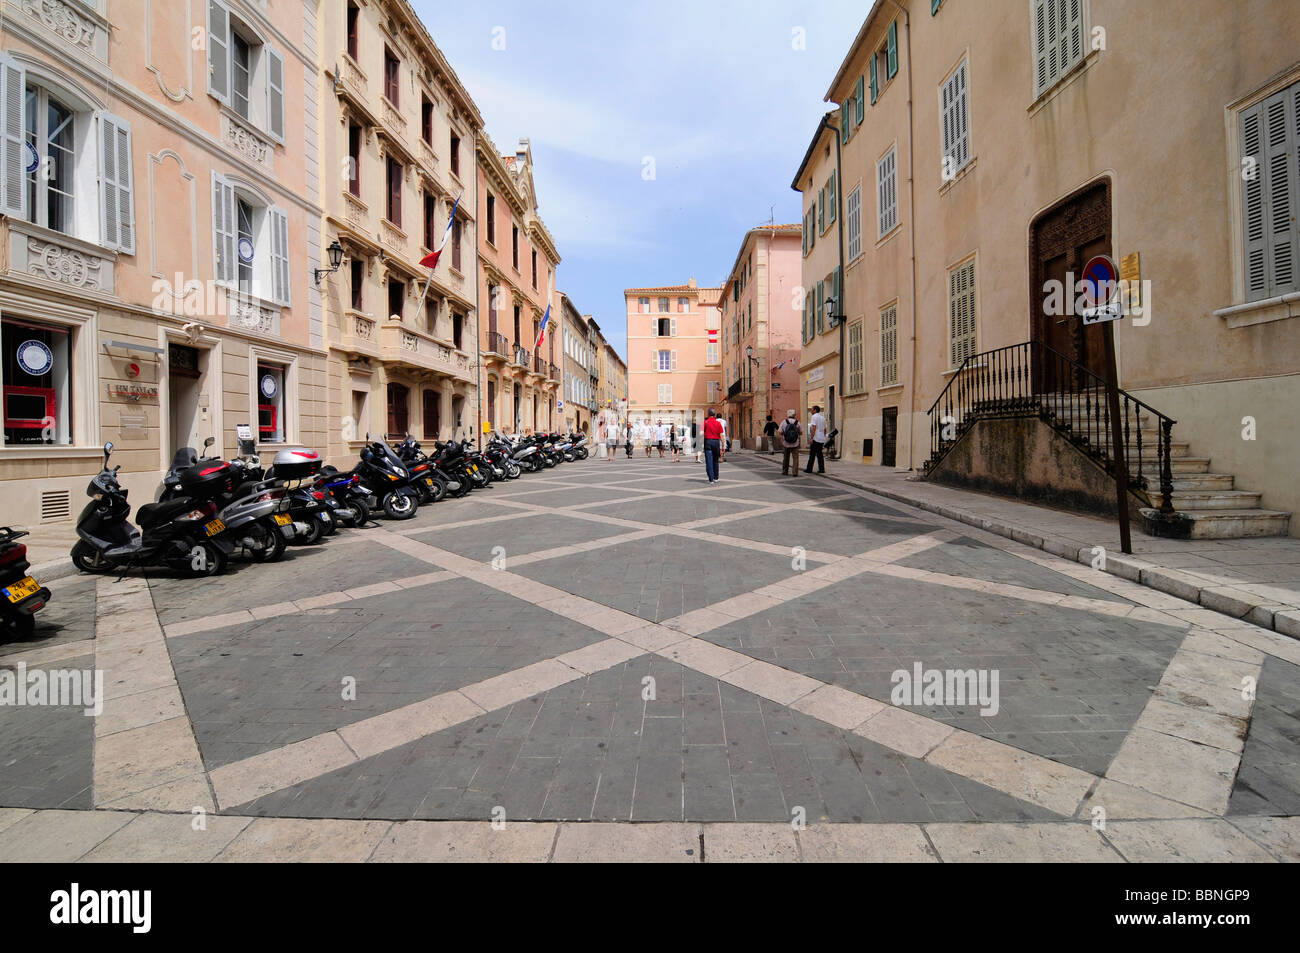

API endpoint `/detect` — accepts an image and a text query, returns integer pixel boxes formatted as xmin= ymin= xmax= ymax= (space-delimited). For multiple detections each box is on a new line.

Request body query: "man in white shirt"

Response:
xmin=806 ymin=405 xmax=828 ymax=474
xmin=719 ymin=417 xmax=728 ymax=460
xmin=655 ymin=419 xmax=669 ymax=458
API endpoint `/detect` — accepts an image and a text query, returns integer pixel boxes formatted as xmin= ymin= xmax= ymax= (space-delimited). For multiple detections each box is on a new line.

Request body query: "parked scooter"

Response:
xmin=1 ymin=527 xmax=51 ymax=637
xmin=356 ymin=437 xmax=421 ymax=519
xmin=72 ymin=442 xmax=234 ymax=576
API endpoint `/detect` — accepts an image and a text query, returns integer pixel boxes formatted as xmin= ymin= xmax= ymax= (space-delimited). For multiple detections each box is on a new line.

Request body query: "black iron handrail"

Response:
xmin=486 ymin=331 xmax=508 ymax=357
xmin=925 ymin=340 xmax=1176 ymax=512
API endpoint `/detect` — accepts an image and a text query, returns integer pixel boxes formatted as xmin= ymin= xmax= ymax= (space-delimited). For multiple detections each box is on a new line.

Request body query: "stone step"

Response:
xmin=1169 ymin=489 xmax=1263 ymax=511
xmin=1169 ymin=472 xmax=1236 ymax=491
xmin=1143 ymin=507 xmax=1292 ymax=539
xmin=1146 ymin=456 xmax=1211 ymax=473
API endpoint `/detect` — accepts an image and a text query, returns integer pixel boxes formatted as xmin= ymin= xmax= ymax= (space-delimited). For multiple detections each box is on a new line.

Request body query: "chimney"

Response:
xmin=688 ymin=277 xmax=697 ymax=288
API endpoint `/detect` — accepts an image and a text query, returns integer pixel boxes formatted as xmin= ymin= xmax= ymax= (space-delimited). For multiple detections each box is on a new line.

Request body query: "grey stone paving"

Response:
xmin=408 ymin=512 xmax=631 ymax=559
xmin=515 ymin=533 xmax=820 ymax=623
xmin=1229 ymin=655 xmax=1300 ymax=816
xmin=147 ymin=538 xmax=432 ymax=626
xmin=707 ymin=507 xmax=943 ymax=558
xmin=583 ymin=494 xmax=759 ymax=526
xmin=696 ymin=479 xmax=850 ymax=505
xmin=511 ymin=486 xmax=654 ymax=508
xmin=0 ymin=653 xmax=94 ymax=809
xmin=895 ymin=535 xmax=1134 ymax=603
xmin=169 ymin=577 xmax=606 ymax=770
xmin=701 ymin=575 xmax=1187 ymax=776
xmin=236 ymin=654 xmax=1057 ymax=823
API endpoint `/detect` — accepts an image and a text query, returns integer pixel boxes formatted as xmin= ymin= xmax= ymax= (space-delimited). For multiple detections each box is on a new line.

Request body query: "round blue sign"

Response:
xmin=238 ymin=237 xmax=255 ymax=264
xmin=260 ymin=374 xmax=278 ymax=399
xmin=24 ymin=142 xmax=39 ymax=175
xmin=16 ymin=339 xmax=53 ymax=376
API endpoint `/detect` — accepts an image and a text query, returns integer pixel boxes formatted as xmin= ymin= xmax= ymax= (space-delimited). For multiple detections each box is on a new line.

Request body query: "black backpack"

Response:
xmin=781 ymin=419 xmax=801 ymax=443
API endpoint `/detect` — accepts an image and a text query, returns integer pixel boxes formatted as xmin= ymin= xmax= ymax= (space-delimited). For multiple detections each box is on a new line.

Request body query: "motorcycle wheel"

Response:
xmin=507 ymin=465 xmax=521 ymax=479
xmin=184 ymin=538 xmax=227 ymax=578
xmin=428 ymin=478 xmax=447 ymax=503
xmin=577 ymin=448 xmax=588 ymax=460
xmin=295 ymin=515 xmax=325 ymax=545
xmin=71 ymin=541 xmax=114 ymax=574
xmin=542 ymin=455 xmax=556 ymax=468
xmin=348 ymin=499 xmax=371 ymax=527
xmin=320 ymin=510 xmax=339 ymax=536
xmin=383 ymin=490 xmax=417 ymax=520
xmin=248 ymin=520 xmax=287 ymax=562
xmin=4 ymin=611 xmax=37 ymax=638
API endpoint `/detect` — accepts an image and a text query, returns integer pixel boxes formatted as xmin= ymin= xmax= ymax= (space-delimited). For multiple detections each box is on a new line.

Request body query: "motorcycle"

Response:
xmin=1 ymin=527 xmax=52 ymax=638
xmin=72 ymin=442 xmax=234 ymax=577
xmin=357 ymin=437 xmax=422 ymax=519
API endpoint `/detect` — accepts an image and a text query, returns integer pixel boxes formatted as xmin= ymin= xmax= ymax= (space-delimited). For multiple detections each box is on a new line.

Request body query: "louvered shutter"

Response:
xmin=212 ymin=173 xmax=236 ymax=284
xmin=0 ymin=55 xmax=27 ymax=217
xmin=869 ymin=54 xmax=878 ymax=104
xmin=270 ymin=206 xmax=291 ymax=305
xmin=1263 ymin=88 xmax=1298 ymax=296
xmin=99 ymin=112 xmax=135 ymax=253
xmin=670 ymin=318 xmax=677 ymax=337
xmin=932 ymin=0 xmax=942 ymax=13
xmin=881 ymin=306 xmax=898 ymax=386
xmin=671 ymin=350 xmax=677 ymax=370
xmin=942 ymin=62 xmax=970 ymax=175
xmin=207 ymin=0 xmax=231 ymax=103
xmin=818 ymin=188 xmax=824 ymax=232
xmin=831 ymin=268 xmax=842 ymax=325
xmin=828 ymin=171 xmax=837 ymax=224
xmin=267 ymin=48 xmax=285 ymax=143
xmin=887 ymin=21 xmax=898 ymax=79
xmin=949 ymin=261 xmax=976 ymax=367
xmin=840 ymin=101 xmax=850 ymax=144
xmin=816 ymin=279 xmax=824 ymax=334
xmin=855 ymin=76 xmax=865 ymax=124
xmin=1241 ymin=101 xmax=1268 ymax=299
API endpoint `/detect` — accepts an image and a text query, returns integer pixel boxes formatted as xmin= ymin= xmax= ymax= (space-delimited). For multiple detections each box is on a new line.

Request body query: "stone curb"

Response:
xmin=738 ymin=452 xmax=1300 ymax=641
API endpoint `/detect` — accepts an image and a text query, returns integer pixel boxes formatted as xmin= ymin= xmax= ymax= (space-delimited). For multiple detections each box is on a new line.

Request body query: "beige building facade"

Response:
xmin=803 ymin=0 xmax=1299 ymax=533
xmin=0 ymin=0 xmax=326 ymax=521
xmin=625 ymin=280 xmax=722 ymax=435
xmin=718 ymin=225 xmax=803 ymax=449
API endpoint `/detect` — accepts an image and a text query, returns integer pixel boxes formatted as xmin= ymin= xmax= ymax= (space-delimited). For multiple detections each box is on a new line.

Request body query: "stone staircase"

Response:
xmin=1041 ymin=396 xmax=1290 ymax=539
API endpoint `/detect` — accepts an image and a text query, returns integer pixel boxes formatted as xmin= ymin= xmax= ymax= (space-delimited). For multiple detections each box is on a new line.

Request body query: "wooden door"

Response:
xmin=881 ymin=407 xmax=898 ymax=468
xmin=1030 ymin=181 xmax=1111 ymax=391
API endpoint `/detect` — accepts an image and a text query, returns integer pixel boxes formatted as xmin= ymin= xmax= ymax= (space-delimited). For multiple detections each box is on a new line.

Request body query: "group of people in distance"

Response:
xmin=594 ymin=405 xmax=830 ymax=484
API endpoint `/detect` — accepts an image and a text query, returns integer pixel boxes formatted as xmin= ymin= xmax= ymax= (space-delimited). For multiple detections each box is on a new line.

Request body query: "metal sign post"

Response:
xmin=1080 ymin=255 xmax=1132 ymax=555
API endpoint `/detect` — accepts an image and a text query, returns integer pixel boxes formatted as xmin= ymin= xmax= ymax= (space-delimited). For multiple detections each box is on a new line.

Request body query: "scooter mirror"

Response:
xmin=103 ymin=441 xmax=114 ymax=457
xmin=204 ymin=436 xmax=215 ymax=448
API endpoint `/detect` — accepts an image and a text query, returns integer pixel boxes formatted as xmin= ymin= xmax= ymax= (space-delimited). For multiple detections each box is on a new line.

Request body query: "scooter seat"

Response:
xmin=137 ymin=497 xmax=199 ymax=528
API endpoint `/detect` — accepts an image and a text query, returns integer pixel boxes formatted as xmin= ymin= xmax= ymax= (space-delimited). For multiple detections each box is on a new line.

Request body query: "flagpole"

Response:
xmin=414 ymin=193 xmax=461 ymax=320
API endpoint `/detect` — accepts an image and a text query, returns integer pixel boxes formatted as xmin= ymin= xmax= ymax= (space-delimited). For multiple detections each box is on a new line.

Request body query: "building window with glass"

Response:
xmin=256 ymin=362 xmax=286 ymax=443
xmin=2 ymin=318 xmax=73 ymax=446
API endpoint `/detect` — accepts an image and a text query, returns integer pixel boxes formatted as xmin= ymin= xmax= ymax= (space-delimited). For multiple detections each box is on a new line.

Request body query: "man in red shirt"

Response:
xmin=702 ymin=409 xmax=724 ymax=483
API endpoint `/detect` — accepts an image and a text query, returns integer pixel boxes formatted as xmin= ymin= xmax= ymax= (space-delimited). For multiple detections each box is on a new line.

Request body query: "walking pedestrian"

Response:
xmin=624 ymin=422 xmax=633 ymax=458
xmin=719 ymin=416 xmax=729 ymax=458
xmin=640 ymin=419 xmax=653 ymax=458
xmin=780 ymin=408 xmax=803 ymax=476
xmin=670 ymin=423 xmax=681 ymax=462
xmin=656 ymin=419 xmax=668 ymax=458
xmin=702 ymin=408 xmax=724 ymax=483
xmin=805 ymin=404 xmax=828 ymax=475
xmin=605 ymin=416 xmax=620 ymax=463
xmin=691 ymin=415 xmax=701 ymax=462
xmin=762 ymin=414 xmax=778 ymax=454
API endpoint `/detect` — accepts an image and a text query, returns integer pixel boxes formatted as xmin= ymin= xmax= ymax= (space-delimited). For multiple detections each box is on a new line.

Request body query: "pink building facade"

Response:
xmin=625 ymin=279 xmax=721 ymax=435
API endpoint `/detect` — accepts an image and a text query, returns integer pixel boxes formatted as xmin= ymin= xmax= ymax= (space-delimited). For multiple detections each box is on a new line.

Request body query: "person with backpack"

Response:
xmin=805 ymin=404 xmax=828 ymax=475
xmin=762 ymin=414 xmax=778 ymax=454
xmin=780 ymin=409 xmax=802 ymax=476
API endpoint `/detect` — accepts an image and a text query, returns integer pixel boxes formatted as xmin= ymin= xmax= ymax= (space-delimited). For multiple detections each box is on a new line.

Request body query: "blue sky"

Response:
xmin=413 ymin=0 xmax=867 ymax=360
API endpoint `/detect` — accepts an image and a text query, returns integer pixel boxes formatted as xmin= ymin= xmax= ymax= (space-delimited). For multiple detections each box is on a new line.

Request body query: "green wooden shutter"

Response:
xmin=816 ymin=280 xmax=824 ymax=334
xmin=818 ymin=188 xmax=824 ymax=232
xmin=932 ymin=0 xmax=942 ymax=14
xmin=802 ymin=211 xmax=808 ymax=256
xmin=869 ymin=54 xmax=879 ymax=104
xmin=887 ymin=21 xmax=898 ymax=79
xmin=828 ymin=172 xmax=837 ymax=225
xmin=840 ymin=101 xmax=850 ymax=144
xmin=855 ymin=76 xmax=865 ymax=124
xmin=833 ymin=268 xmax=842 ymax=323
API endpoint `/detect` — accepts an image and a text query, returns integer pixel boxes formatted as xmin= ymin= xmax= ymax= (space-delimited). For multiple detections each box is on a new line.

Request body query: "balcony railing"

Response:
xmin=534 ymin=354 xmax=547 ymax=375
xmin=549 ymin=362 xmax=561 ymax=381
xmin=485 ymin=331 xmax=509 ymax=358
xmin=513 ymin=345 xmax=529 ymax=367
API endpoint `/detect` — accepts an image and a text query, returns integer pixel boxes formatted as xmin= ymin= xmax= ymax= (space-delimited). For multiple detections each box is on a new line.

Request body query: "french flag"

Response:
xmin=534 ymin=304 xmax=551 ymax=350
xmin=419 ymin=194 xmax=461 ymax=269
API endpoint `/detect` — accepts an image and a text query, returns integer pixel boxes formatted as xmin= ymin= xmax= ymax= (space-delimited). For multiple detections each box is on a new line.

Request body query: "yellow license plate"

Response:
xmin=273 ymin=514 xmax=292 ymax=526
xmin=5 ymin=576 xmax=38 ymax=602
xmin=204 ymin=518 xmax=226 ymax=536
xmin=471 ymin=465 xmax=478 ymax=472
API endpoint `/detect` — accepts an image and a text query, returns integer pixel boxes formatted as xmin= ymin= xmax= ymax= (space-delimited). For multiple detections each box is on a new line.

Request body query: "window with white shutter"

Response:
xmin=0 ymin=55 xmax=26 ymax=218
xmin=1032 ymin=0 xmax=1085 ymax=99
xmin=266 ymin=48 xmax=285 ymax=143
xmin=658 ymin=383 xmax=671 ymax=404
xmin=880 ymin=305 xmax=898 ymax=386
xmin=657 ymin=349 xmax=671 ymax=371
xmin=847 ymin=321 xmax=864 ymax=394
xmin=1240 ymin=82 xmax=1299 ymax=301
xmin=208 ymin=0 xmax=231 ymax=103
xmin=877 ymin=147 xmax=897 ymax=236
xmin=269 ymin=206 xmax=290 ymax=305
xmin=941 ymin=61 xmax=970 ymax=180
xmin=212 ymin=173 xmax=237 ymax=285
xmin=99 ymin=113 xmax=135 ymax=253
xmin=948 ymin=259 xmax=977 ymax=368
xmin=846 ymin=186 xmax=862 ymax=260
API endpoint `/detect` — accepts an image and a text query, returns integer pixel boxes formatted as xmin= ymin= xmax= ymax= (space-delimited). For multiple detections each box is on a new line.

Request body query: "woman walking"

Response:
xmin=670 ymin=423 xmax=681 ymax=462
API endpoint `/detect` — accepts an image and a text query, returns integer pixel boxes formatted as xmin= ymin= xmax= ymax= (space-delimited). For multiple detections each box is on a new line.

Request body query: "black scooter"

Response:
xmin=72 ymin=442 xmax=234 ymax=577
xmin=357 ymin=437 xmax=421 ymax=519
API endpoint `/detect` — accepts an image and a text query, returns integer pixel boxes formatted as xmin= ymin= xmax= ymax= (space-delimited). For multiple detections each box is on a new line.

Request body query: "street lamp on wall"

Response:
xmin=314 ymin=240 xmax=346 ymax=286
xmin=745 ymin=344 xmax=760 ymax=367
xmin=825 ymin=295 xmax=844 ymax=328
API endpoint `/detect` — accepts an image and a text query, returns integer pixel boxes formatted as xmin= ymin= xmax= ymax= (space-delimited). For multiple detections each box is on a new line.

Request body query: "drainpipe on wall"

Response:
xmin=886 ymin=0 xmax=918 ymax=470
xmin=831 ymin=114 xmax=846 ymax=460
xmin=473 ymin=130 xmax=483 ymax=452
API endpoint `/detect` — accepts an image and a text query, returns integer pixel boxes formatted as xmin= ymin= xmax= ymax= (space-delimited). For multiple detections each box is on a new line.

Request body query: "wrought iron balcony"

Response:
xmin=485 ymin=331 xmax=509 ymax=360
xmin=513 ymin=345 xmax=530 ymax=367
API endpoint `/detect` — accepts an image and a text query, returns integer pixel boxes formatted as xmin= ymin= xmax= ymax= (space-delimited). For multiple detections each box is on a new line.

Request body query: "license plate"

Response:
xmin=204 ymin=518 xmax=226 ymax=536
xmin=471 ymin=465 xmax=478 ymax=473
xmin=273 ymin=514 xmax=292 ymax=526
xmin=4 ymin=576 xmax=39 ymax=602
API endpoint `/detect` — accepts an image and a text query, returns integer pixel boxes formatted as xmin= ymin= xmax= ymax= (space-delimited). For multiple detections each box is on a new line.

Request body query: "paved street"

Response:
xmin=2 ymin=454 xmax=1299 ymax=861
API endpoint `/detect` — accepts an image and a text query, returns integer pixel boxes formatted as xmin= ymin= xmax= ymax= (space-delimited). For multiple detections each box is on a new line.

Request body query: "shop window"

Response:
xmin=2 ymin=318 xmax=72 ymax=446
xmin=256 ymin=362 xmax=286 ymax=442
